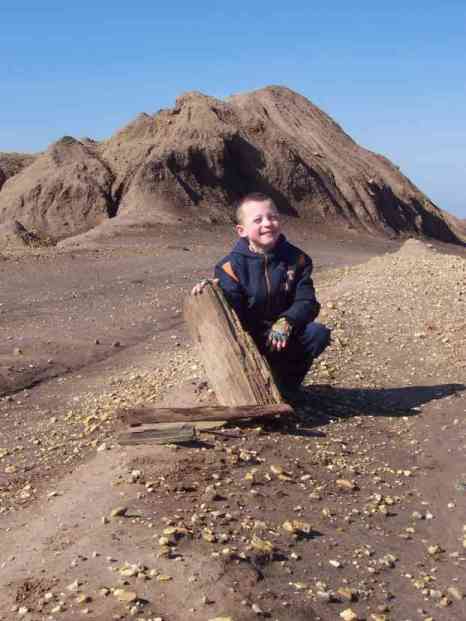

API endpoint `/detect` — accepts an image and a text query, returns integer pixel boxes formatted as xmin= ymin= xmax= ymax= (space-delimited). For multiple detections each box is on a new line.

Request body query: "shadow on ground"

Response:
xmin=259 ymin=382 xmax=466 ymax=437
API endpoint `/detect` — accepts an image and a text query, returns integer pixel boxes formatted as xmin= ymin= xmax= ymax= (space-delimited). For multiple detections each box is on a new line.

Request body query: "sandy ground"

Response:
xmin=0 ymin=224 xmax=465 ymax=621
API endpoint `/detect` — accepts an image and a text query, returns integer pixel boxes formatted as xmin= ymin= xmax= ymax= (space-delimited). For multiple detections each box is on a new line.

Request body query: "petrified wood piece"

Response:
xmin=183 ymin=282 xmax=282 ymax=406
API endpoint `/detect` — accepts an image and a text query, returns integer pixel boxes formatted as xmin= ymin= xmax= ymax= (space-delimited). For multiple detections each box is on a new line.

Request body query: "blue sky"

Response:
xmin=2 ymin=1 xmax=465 ymax=217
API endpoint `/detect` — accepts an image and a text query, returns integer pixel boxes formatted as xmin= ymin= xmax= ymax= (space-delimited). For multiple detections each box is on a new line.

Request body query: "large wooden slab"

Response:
xmin=184 ymin=283 xmax=282 ymax=406
xmin=119 ymin=403 xmax=292 ymax=427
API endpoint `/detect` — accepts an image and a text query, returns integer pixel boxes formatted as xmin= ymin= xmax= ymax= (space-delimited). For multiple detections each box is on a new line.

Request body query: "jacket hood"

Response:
xmin=231 ymin=234 xmax=288 ymax=259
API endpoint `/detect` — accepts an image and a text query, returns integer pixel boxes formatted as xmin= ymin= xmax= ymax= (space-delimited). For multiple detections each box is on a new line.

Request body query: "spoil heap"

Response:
xmin=0 ymin=152 xmax=35 ymax=189
xmin=0 ymin=87 xmax=462 ymax=243
xmin=316 ymin=238 xmax=465 ymax=390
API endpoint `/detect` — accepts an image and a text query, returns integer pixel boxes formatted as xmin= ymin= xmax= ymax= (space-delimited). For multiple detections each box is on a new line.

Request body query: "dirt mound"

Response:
xmin=0 ymin=87 xmax=461 ymax=243
xmin=318 ymin=239 xmax=465 ymax=391
xmin=0 ymin=152 xmax=36 ymax=190
xmin=394 ymin=237 xmax=436 ymax=257
xmin=0 ymin=219 xmax=53 ymax=250
xmin=101 ymin=87 xmax=459 ymax=243
xmin=0 ymin=137 xmax=115 ymax=240
xmin=444 ymin=211 xmax=466 ymax=241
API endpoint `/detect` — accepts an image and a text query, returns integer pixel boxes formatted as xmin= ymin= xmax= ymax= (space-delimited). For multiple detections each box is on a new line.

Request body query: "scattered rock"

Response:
xmin=110 ymin=506 xmax=128 ymax=518
xmin=340 ymin=609 xmax=359 ymax=621
xmin=113 ymin=589 xmax=138 ymax=603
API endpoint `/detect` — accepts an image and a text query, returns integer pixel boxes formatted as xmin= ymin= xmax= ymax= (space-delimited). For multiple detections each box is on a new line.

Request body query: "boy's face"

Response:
xmin=236 ymin=199 xmax=281 ymax=251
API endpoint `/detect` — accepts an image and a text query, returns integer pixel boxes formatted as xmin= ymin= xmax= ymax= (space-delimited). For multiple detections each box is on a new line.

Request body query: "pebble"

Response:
xmin=66 ymin=579 xmax=81 ymax=592
xmin=338 ymin=587 xmax=357 ymax=602
xmin=252 ymin=603 xmax=264 ymax=614
xmin=336 ymin=478 xmax=358 ymax=491
xmin=110 ymin=506 xmax=128 ymax=518
xmin=113 ymin=589 xmax=138 ymax=603
xmin=447 ymin=586 xmax=464 ymax=600
xmin=329 ymin=559 xmax=343 ymax=568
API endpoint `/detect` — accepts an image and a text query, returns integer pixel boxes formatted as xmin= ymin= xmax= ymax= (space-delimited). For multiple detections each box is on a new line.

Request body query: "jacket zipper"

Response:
xmin=264 ymin=255 xmax=272 ymax=316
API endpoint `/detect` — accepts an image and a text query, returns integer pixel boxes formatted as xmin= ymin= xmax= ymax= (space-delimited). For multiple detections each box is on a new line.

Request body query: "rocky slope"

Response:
xmin=445 ymin=212 xmax=466 ymax=241
xmin=0 ymin=86 xmax=462 ymax=243
xmin=0 ymin=137 xmax=115 ymax=240
xmin=0 ymin=219 xmax=52 ymax=251
xmin=0 ymin=152 xmax=35 ymax=190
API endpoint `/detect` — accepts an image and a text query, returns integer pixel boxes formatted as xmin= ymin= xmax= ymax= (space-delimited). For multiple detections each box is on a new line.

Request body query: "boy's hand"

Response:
xmin=267 ymin=317 xmax=292 ymax=351
xmin=191 ymin=278 xmax=219 ymax=295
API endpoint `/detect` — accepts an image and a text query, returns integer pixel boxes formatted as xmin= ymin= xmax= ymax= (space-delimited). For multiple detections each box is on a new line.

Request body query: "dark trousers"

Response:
xmin=255 ymin=321 xmax=331 ymax=389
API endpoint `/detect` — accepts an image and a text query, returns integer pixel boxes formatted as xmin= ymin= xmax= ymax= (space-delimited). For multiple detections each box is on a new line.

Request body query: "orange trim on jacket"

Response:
xmin=221 ymin=261 xmax=239 ymax=282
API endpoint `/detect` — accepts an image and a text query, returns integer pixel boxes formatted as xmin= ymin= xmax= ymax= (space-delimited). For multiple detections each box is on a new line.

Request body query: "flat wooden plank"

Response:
xmin=118 ymin=403 xmax=293 ymax=427
xmin=184 ymin=282 xmax=282 ymax=406
xmin=118 ymin=423 xmax=196 ymax=446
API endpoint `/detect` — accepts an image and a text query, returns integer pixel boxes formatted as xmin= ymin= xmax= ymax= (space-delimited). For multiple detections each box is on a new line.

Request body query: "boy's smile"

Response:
xmin=236 ymin=199 xmax=281 ymax=251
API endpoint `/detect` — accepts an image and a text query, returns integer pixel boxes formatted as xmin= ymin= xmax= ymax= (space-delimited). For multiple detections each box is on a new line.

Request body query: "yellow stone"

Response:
xmin=110 ymin=506 xmax=128 ymax=518
xmin=118 ymin=563 xmax=141 ymax=577
xmin=336 ymin=479 xmax=357 ymax=491
xmin=113 ymin=589 xmax=138 ymax=603
xmin=282 ymin=519 xmax=312 ymax=535
xmin=250 ymin=535 xmax=274 ymax=555
xmin=427 ymin=544 xmax=442 ymax=555
xmin=76 ymin=594 xmax=92 ymax=604
xmin=202 ymin=528 xmax=217 ymax=543
xmin=270 ymin=464 xmax=293 ymax=480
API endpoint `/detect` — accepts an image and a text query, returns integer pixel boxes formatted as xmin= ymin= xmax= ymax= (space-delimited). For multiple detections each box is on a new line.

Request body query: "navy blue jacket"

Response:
xmin=214 ymin=235 xmax=320 ymax=335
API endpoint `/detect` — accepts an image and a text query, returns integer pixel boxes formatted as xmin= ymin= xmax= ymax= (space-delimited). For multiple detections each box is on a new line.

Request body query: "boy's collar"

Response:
xmin=248 ymin=234 xmax=285 ymax=256
xmin=248 ymin=240 xmax=268 ymax=255
xmin=233 ymin=234 xmax=286 ymax=257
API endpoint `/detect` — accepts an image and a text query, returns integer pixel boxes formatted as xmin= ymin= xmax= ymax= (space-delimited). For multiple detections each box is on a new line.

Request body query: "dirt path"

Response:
xmin=1 ymin=229 xmax=465 ymax=620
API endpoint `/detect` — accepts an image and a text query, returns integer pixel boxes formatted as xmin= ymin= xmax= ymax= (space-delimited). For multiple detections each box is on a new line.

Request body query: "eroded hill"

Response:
xmin=0 ymin=86 xmax=462 ymax=244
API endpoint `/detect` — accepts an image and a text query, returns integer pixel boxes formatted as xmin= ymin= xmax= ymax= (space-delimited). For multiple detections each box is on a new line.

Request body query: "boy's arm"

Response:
xmin=281 ymin=255 xmax=320 ymax=330
xmin=214 ymin=260 xmax=246 ymax=322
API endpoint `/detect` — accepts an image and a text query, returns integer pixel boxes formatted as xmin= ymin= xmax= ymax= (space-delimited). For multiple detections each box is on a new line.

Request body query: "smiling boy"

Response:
xmin=193 ymin=192 xmax=331 ymax=396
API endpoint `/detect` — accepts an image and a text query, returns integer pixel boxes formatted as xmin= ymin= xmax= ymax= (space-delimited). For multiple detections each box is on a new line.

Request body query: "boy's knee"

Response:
xmin=301 ymin=322 xmax=331 ymax=357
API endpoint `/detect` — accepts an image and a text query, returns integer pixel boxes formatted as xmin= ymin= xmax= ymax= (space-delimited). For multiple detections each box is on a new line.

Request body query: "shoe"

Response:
xmin=279 ymin=385 xmax=310 ymax=405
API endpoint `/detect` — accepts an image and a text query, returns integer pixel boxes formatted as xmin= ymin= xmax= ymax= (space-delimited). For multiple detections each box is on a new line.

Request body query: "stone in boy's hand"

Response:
xmin=267 ymin=317 xmax=292 ymax=351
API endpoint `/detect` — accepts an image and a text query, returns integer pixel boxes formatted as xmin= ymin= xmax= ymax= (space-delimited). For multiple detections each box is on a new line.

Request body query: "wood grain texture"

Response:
xmin=119 ymin=403 xmax=293 ymax=426
xmin=183 ymin=282 xmax=282 ymax=406
xmin=118 ymin=423 xmax=196 ymax=446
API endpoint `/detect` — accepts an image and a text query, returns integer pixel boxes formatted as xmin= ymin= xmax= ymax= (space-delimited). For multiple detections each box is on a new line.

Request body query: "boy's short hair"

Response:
xmin=235 ymin=192 xmax=277 ymax=224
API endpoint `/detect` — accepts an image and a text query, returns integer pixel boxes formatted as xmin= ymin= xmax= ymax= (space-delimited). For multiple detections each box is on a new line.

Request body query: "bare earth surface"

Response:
xmin=0 ymin=225 xmax=465 ymax=621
